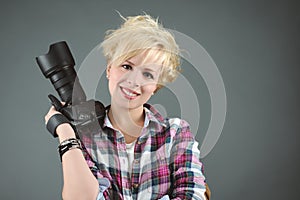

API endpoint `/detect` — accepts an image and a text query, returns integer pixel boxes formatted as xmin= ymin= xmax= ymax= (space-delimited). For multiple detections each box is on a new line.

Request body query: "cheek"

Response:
xmin=142 ymin=84 xmax=157 ymax=95
xmin=108 ymin=69 xmax=123 ymax=90
xmin=108 ymin=77 xmax=119 ymax=96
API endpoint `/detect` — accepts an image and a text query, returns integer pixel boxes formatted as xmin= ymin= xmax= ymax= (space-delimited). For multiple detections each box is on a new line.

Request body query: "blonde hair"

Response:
xmin=101 ymin=14 xmax=181 ymax=90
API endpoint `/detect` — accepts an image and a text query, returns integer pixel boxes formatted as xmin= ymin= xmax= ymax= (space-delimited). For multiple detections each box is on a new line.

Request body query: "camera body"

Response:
xmin=36 ymin=41 xmax=105 ymax=132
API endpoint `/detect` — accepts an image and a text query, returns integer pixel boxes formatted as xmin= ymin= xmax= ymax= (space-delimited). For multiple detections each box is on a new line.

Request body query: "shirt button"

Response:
xmin=132 ymin=183 xmax=139 ymax=189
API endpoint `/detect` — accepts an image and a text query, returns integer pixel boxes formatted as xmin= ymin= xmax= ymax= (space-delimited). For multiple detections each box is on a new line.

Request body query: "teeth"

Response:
xmin=123 ymin=88 xmax=137 ymax=97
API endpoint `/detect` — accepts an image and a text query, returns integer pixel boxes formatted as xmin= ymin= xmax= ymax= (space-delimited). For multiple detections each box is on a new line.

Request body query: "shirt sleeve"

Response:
xmin=168 ymin=119 xmax=207 ymax=200
xmin=159 ymin=195 xmax=170 ymax=200
xmin=82 ymin=145 xmax=111 ymax=200
xmin=96 ymin=178 xmax=111 ymax=200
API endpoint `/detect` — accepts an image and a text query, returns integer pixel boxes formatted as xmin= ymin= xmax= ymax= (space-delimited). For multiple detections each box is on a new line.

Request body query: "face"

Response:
xmin=106 ymin=51 xmax=162 ymax=111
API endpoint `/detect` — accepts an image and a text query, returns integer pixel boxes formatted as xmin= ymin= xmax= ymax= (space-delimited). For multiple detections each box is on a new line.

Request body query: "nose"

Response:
xmin=127 ymin=79 xmax=139 ymax=87
xmin=126 ymin=70 xmax=141 ymax=87
xmin=127 ymin=77 xmax=140 ymax=87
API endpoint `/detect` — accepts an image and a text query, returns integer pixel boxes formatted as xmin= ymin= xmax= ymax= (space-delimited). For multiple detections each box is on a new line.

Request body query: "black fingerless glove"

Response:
xmin=46 ymin=114 xmax=71 ymax=137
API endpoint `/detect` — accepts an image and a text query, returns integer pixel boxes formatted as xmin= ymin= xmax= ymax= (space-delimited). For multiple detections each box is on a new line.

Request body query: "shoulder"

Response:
xmin=167 ymin=118 xmax=190 ymax=130
xmin=166 ymin=117 xmax=195 ymax=142
xmin=144 ymin=104 xmax=193 ymax=138
xmin=144 ymin=104 xmax=190 ymax=126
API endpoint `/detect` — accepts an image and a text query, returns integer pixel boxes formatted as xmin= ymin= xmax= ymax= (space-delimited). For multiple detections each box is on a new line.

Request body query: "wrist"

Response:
xmin=57 ymin=123 xmax=76 ymax=142
xmin=46 ymin=114 xmax=71 ymax=138
xmin=58 ymin=138 xmax=82 ymax=162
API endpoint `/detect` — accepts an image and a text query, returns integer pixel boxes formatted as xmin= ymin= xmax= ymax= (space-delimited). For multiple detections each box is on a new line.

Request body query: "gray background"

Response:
xmin=0 ymin=0 xmax=299 ymax=199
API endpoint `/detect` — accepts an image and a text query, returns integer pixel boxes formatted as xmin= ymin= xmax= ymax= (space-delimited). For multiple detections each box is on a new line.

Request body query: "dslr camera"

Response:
xmin=36 ymin=41 xmax=105 ymax=136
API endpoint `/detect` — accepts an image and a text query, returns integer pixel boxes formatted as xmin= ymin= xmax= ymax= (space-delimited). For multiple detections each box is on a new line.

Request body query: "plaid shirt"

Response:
xmin=80 ymin=104 xmax=206 ymax=200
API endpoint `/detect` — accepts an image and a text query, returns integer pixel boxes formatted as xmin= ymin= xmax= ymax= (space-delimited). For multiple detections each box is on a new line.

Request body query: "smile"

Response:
xmin=120 ymin=87 xmax=140 ymax=98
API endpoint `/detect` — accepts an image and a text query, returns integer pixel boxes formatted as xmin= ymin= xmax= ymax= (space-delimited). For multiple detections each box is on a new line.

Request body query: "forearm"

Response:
xmin=170 ymin=169 xmax=206 ymax=200
xmin=57 ymin=124 xmax=99 ymax=200
xmin=169 ymin=124 xmax=207 ymax=200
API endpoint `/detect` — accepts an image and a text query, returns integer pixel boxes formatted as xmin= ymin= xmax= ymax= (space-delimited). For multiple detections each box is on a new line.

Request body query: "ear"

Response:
xmin=106 ymin=65 xmax=111 ymax=78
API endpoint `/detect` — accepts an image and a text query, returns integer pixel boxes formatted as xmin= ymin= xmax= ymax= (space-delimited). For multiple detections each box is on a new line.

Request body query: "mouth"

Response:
xmin=120 ymin=87 xmax=140 ymax=99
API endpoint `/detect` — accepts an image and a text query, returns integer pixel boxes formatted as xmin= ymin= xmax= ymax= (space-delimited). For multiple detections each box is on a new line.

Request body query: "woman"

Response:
xmin=45 ymin=14 xmax=209 ymax=200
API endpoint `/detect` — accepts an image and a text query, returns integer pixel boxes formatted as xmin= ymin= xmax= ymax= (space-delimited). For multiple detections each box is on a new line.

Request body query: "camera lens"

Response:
xmin=36 ymin=41 xmax=86 ymax=104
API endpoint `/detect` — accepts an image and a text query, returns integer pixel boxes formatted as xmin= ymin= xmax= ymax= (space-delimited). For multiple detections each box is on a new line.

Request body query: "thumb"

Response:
xmin=48 ymin=94 xmax=63 ymax=111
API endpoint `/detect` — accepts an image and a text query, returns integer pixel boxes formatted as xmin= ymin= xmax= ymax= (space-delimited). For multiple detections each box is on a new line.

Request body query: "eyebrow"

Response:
xmin=143 ymin=67 xmax=156 ymax=72
xmin=125 ymin=60 xmax=159 ymax=73
xmin=125 ymin=60 xmax=135 ymax=66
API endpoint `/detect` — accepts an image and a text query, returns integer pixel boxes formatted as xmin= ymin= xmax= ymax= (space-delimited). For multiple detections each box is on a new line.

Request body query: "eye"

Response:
xmin=121 ymin=64 xmax=132 ymax=70
xmin=143 ymin=72 xmax=154 ymax=79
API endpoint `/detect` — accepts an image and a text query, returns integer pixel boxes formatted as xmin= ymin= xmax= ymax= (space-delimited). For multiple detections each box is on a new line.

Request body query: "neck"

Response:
xmin=108 ymin=103 xmax=144 ymax=143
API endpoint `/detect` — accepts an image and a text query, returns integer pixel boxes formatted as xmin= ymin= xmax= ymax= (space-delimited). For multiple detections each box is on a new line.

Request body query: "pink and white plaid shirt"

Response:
xmin=80 ymin=104 xmax=206 ymax=200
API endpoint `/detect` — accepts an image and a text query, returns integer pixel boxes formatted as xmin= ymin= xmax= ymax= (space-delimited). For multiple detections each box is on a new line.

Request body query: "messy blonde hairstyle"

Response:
xmin=101 ymin=14 xmax=181 ymax=90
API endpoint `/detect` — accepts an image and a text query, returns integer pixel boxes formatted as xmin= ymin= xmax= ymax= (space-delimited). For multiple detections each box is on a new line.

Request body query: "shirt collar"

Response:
xmin=103 ymin=104 xmax=167 ymax=130
xmin=143 ymin=104 xmax=167 ymax=128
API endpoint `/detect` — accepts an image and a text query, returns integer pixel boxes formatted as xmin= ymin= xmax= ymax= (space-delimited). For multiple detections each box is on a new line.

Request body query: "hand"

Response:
xmin=44 ymin=105 xmax=63 ymax=125
xmin=44 ymin=103 xmax=75 ymax=139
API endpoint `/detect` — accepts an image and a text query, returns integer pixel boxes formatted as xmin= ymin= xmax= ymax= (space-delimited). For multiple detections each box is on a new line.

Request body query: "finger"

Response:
xmin=48 ymin=94 xmax=63 ymax=111
xmin=44 ymin=106 xmax=61 ymax=124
